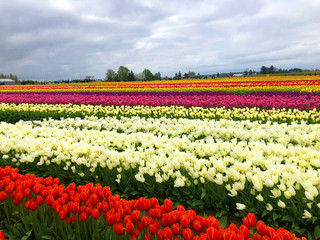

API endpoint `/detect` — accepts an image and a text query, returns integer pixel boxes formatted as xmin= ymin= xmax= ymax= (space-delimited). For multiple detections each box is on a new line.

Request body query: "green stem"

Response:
xmin=3 ymin=202 xmax=10 ymax=224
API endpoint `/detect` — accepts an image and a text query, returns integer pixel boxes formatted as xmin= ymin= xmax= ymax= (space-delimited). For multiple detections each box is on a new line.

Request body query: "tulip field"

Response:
xmin=0 ymin=76 xmax=319 ymax=239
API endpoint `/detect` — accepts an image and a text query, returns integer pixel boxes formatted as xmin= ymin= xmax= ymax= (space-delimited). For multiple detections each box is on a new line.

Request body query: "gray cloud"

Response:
xmin=0 ymin=0 xmax=320 ymax=80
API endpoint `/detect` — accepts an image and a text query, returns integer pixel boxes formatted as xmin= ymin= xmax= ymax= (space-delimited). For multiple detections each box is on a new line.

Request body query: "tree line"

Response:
xmin=242 ymin=66 xmax=320 ymax=75
xmin=0 ymin=73 xmax=19 ymax=83
xmin=106 ymin=66 xmax=161 ymax=82
xmin=259 ymin=65 xmax=304 ymax=74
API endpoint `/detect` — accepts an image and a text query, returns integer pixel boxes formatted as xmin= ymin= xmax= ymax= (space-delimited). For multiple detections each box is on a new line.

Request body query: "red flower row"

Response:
xmin=0 ymin=79 xmax=320 ymax=91
xmin=0 ymin=166 xmax=306 ymax=240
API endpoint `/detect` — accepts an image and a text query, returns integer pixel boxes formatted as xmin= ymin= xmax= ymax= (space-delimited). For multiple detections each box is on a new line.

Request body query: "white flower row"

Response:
xmin=1 ymin=116 xmax=320 ymax=217
xmin=29 ymin=115 xmax=320 ymax=149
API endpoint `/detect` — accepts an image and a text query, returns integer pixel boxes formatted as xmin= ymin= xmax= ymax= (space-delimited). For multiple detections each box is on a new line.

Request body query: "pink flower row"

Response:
xmin=0 ymin=92 xmax=319 ymax=110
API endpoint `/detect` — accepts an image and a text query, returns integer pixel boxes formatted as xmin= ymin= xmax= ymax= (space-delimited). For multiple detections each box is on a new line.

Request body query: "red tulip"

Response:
xmin=131 ymin=210 xmax=141 ymax=223
xmin=80 ymin=212 xmax=87 ymax=222
xmin=134 ymin=229 xmax=140 ymax=237
xmin=282 ymin=232 xmax=291 ymax=240
xmin=141 ymin=216 xmax=150 ymax=227
xmin=164 ymin=199 xmax=173 ymax=212
xmin=243 ymin=217 xmax=250 ymax=229
xmin=91 ymin=208 xmax=100 ymax=219
xmin=114 ymin=223 xmax=124 ymax=236
xmin=193 ymin=220 xmax=202 ymax=232
xmin=181 ymin=216 xmax=190 ymax=228
xmin=144 ymin=234 xmax=151 ymax=240
xmin=45 ymin=195 xmax=54 ymax=206
xmin=256 ymin=221 xmax=267 ymax=236
xmin=150 ymin=197 xmax=159 ymax=208
xmin=163 ymin=227 xmax=173 ymax=239
xmin=240 ymin=225 xmax=250 ymax=239
xmin=59 ymin=211 xmax=67 ymax=221
xmin=247 ymin=213 xmax=256 ymax=227
xmin=148 ymin=224 xmax=157 ymax=235
xmin=36 ymin=196 xmax=44 ymax=205
xmin=157 ymin=228 xmax=164 ymax=240
xmin=125 ymin=221 xmax=134 ymax=234
xmin=0 ymin=191 xmax=6 ymax=202
xmin=182 ymin=228 xmax=193 ymax=240
xmin=172 ymin=223 xmax=180 ymax=235
xmin=253 ymin=233 xmax=261 ymax=240
xmin=106 ymin=212 xmax=115 ymax=226
xmin=29 ymin=200 xmax=37 ymax=211
xmin=206 ymin=227 xmax=219 ymax=240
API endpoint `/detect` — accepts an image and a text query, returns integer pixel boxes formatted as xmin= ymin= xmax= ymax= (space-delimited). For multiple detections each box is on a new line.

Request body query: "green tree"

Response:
xmin=105 ymin=69 xmax=117 ymax=81
xmin=269 ymin=65 xmax=275 ymax=74
xmin=260 ymin=66 xmax=268 ymax=74
xmin=249 ymin=70 xmax=252 ymax=75
xmin=142 ymin=69 xmax=154 ymax=81
xmin=154 ymin=72 xmax=161 ymax=80
xmin=127 ymin=70 xmax=135 ymax=81
xmin=117 ymin=66 xmax=130 ymax=81
xmin=244 ymin=69 xmax=248 ymax=75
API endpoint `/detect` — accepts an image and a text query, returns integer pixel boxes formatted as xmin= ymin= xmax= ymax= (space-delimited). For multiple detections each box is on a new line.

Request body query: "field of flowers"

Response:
xmin=0 ymin=75 xmax=319 ymax=239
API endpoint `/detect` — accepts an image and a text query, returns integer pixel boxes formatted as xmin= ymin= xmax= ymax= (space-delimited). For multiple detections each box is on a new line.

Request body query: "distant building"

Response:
xmin=81 ymin=76 xmax=95 ymax=83
xmin=0 ymin=79 xmax=15 ymax=85
xmin=188 ymin=74 xmax=212 ymax=79
xmin=233 ymin=73 xmax=243 ymax=77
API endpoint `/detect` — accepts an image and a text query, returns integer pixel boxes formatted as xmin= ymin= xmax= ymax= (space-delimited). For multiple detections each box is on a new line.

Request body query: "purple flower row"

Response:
xmin=0 ymin=92 xmax=319 ymax=110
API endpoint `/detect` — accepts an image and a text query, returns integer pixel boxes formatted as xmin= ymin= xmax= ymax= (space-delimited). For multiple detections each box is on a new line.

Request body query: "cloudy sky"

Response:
xmin=1 ymin=0 xmax=320 ymax=81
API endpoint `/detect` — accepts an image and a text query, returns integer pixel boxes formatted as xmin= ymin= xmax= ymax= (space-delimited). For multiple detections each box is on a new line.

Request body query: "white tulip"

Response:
xmin=302 ymin=210 xmax=312 ymax=219
xmin=277 ymin=200 xmax=286 ymax=208
xmin=236 ymin=203 xmax=246 ymax=210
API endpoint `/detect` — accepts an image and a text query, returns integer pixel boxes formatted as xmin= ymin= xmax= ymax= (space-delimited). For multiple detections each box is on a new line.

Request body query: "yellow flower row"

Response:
xmin=0 ymin=75 xmax=320 ymax=92
xmin=1 ymin=103 xmax=320 ymax=124
xmin=0 ymin=85 xmax=319 ymax=93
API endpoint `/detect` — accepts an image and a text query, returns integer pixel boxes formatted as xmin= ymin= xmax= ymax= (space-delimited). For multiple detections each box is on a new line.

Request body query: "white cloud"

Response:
xmin=81 ymin=13 xmax=114 ymax=24
xmin=49 ymin=0 xmax=74 ymax=12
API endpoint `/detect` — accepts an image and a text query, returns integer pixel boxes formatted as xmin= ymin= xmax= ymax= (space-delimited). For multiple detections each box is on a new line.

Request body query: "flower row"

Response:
xmin=1 ymin=103 xmax=320 ymax=124
xmin=0 ymin=165 xmax=307 ymax=240
xmin=0 ymin=77 xmax=320 ymax=93
xmin=1 ymin=92 xmax=320 ymax=110
xmin=1 ymin=117 xmax=319 ymax=229
xmin=20 ymin=116 xmax=320 ymax=148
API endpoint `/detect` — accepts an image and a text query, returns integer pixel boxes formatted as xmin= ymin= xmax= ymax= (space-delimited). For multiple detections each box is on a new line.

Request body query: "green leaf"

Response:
xmin=26 ymin=230 xmax=32 ymax=236
xmin=219 ymin=215 xmax=228 ymax=228
xmin=201 ymin=189 xmax=206 ymax=199
xmin=314 ymin=225 xmax=320 ymax=239
xmin=216 ymin=210 xmax=229 ymax=218
xmin=21 ymin=231 xmax=33 ymax=240
xmin=282 ymin=215 xmax=294 ymax=222
xmin=130 ymin=191 xmax=140 ymax=195
xmin=261 ymin=210 xmax=268 ymax=218
xmin=272 ymin=212 xmax=280 ymax=221
xmin=41 ymin=235 xmax=54 ymax=239
xmin=190 ymin=200 xmax=204 ymax=208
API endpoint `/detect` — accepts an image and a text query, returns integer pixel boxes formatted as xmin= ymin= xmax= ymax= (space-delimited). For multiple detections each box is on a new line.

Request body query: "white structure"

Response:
xmin=0 ymin=79 xmax=15 ymax=85
xmin=233 ymin=73 xmax=243 ymax=77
